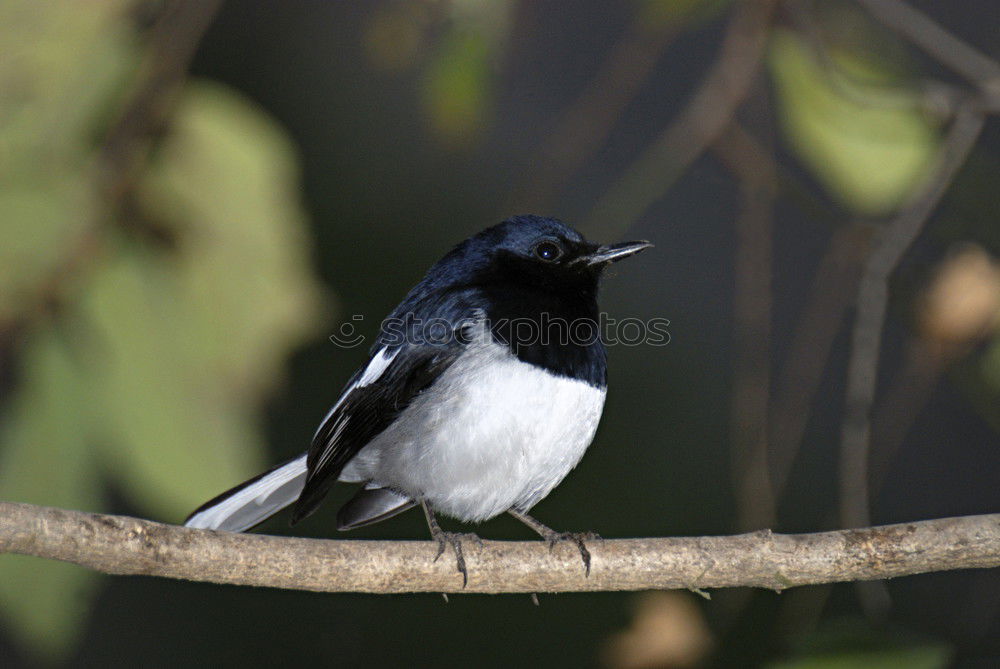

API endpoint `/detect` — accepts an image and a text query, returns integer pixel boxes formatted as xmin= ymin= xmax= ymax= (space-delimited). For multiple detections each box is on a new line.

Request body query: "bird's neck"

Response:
xmin=480 ymin=282 xmax=607 ymax=388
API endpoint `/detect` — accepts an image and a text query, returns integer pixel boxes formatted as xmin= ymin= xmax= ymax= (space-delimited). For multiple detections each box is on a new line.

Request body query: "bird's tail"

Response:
xmin=184 ymin=454 xmax=308 ymax=532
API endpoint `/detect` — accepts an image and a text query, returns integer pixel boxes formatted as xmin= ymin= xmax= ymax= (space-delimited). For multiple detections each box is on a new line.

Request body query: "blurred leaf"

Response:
xmin=423 ymin=29 xmax=493 ymax=147
xmin=640 ymin=0 xmax=734 ymax=29
xmin=768 ymin=646 xmax=950 ymax=669
xmin=80 ymin=247 xmax=268 ymax=520
xmin=78 ymin=81 xmax=325 ymax=521
xmin=769 ymin=29 xmax=940 ymax=216
xmin=0 ymin=2 xmax=136 ymax=656
xmin=0 ymin=3 xmax=325 ymax=663
xmin=0 ymin=180 xmax=91 ymax=322
xmin=363 ymin=2 xmax=434 ymax=72
xmin=0 ymin=329 xmax=103 ymax=659
xmin=0 ymin=0 xmax=136 ymax=322
xmin=961 ymin=335 xmax=1000 ymax=434
xmin=979 ymin=324 xmax=1000 ymax=392
xmin=0 ymin=0 xmax=136 ymax=176
xmin=919 ymin=244 xmax=1000 ymax=345
xmin=419 ymin=0 xmax=513 ymax=147
xmin=770 ymin=619 xmax=951 ymax=669
xmin=602 ymin=592 xmax=713 ymax=668
xmin=139 ymin=80 xmax=326 ymax=398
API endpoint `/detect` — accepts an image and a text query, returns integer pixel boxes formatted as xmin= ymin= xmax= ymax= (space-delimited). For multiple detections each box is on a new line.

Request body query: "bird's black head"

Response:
xmin=446 ymin=214 xmax=651 ymax=292
xmin=391 ymin=215 xmax=650 ymax=387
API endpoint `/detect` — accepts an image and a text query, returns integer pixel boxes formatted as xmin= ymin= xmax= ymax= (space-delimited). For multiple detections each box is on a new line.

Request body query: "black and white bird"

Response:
xmin=185 ymin=215 xmax=650 ymax=581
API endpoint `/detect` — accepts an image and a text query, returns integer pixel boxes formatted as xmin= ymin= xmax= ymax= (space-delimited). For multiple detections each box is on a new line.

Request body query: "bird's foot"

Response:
xmin=505 ymin=509 xmax=600 ymax=577
xmin=542 ymin=530 xmax=600 ymax=576
xmin=430 ymin=530 xmax=483 ymax=587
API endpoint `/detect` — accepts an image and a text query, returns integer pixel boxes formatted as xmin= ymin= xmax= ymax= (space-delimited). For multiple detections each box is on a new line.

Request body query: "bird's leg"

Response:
xmin=421 ymin=501 xmax=482 ymax=587
xmin=507 ymin=508 xmax=598 ymax=576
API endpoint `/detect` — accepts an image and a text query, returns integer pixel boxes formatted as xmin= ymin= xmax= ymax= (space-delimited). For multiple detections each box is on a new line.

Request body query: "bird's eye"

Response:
xmin=533 ymin=241 xmax=563 ymax=262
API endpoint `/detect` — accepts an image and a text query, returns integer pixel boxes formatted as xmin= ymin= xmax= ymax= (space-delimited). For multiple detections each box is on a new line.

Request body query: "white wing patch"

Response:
xmin=312 ymin=347 xmax=399 ymax=442
xmin=356 ymin=347 xmax=399 ymax=387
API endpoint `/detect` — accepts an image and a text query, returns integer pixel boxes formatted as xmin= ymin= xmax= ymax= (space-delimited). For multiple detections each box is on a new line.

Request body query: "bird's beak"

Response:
xmin=584 ymin=240 xmax=653 ymax=266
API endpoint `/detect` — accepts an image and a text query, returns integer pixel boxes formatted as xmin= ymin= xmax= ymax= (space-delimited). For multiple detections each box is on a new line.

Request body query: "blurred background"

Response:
xmin=1 ymin=0 xmax=999 ymax=666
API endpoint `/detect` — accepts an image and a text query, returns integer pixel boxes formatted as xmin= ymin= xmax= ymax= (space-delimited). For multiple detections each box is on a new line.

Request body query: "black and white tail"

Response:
xmin=184 ymin=454 xmax=308 ymax=532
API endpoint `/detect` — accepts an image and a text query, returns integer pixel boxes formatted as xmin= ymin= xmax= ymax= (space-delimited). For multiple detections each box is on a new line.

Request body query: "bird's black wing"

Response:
xmin=290 ymin=341 xmax=463 ymax=524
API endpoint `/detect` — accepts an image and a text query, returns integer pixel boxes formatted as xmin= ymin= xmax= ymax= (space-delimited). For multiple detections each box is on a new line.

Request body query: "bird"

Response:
xmin=185 ymin=215 xmax=651 ymax=584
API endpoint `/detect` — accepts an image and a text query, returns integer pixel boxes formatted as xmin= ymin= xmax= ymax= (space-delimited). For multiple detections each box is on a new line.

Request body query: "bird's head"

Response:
xmin=450 ymin=215 xmax=651 ymax=291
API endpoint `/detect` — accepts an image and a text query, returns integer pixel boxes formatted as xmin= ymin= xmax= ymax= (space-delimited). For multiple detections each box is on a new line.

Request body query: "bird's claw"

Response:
xmin=431 ymin=531 xmax=482 ymax=587
xmin=544 ymin=531 xmax=599 ymax=576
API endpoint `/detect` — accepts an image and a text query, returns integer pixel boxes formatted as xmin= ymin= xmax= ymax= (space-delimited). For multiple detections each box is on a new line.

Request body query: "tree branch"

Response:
xmin=1 ymin=502 xmax=997 ymax=594
xmin=99 ymin=0 xmax=225 ymax=202
xmin=855 ymin=0 xmax=1000 ymax=101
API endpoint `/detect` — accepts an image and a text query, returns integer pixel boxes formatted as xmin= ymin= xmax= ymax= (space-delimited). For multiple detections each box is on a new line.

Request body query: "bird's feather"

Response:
xmin=291 ymin=331 xmax=468 ymax=524
xmin=184 ymin=454 xmax=308 ymax=532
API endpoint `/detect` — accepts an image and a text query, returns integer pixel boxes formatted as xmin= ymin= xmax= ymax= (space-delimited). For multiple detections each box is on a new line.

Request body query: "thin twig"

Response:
xmin=504 ymin=8 xmax=690 ymax=213
xmin=98 ymin=0 xmax=225 ymax=202
xmin=839 ymin=105 xmax=985 ymax=532
xmin=0 ymin=502 xmax=997 ymax=594
xmin=838 ymin=105 xmax=985 ymax=616
xmin=788 ymin=0 xmax=962 ymax=120
xmin=583 ymin=0 xmax=778 ymax=238
xmin=713 ymin=122 xmax=777 ymax=531
xmin=769 ymin=223 xmax=873 ymax=499
xmin=855 ymin=0 xmax=1000 ymax=106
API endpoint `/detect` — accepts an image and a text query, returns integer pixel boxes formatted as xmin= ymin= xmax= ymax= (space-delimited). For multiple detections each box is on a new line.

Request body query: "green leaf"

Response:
xmin=423 ymin=29 xmax=493 ymax=147
xmin=138 ymin=80 xmax=326 ymax=397
xmin=0 ymin=1 xmax=139 ymax=660
xmin=0 ymin=180 xmax=91 ymax=322
xmin=0 ymin=0 xmax=137 ymax=177
xmin=0 ymin=10 xmax=325 ymax=663
xmin=768 ymin=29 xmax=940 ymax=216
xmin=0 ymin=329 xmax=103 ymax=660
xmin=0 ymin=0 xmax=136 ymax=323
xmin=79 ymin=245 xmax=269 ymax=521
xmin=78 ymin=81 xmax=326 ymax=521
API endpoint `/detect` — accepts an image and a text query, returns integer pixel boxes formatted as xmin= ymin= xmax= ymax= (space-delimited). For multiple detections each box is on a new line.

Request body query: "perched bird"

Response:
xmin=186 ymin=215 xmax=651 ymax=582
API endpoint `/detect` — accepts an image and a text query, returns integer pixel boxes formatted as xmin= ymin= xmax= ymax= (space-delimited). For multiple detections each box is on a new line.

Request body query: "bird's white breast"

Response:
xmin=339 ymin=338 xmax=607 ymax=522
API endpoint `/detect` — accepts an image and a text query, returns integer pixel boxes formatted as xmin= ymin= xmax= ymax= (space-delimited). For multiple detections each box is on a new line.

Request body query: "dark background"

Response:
xmin=3 ymin=1 xmax=999 ymax=666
